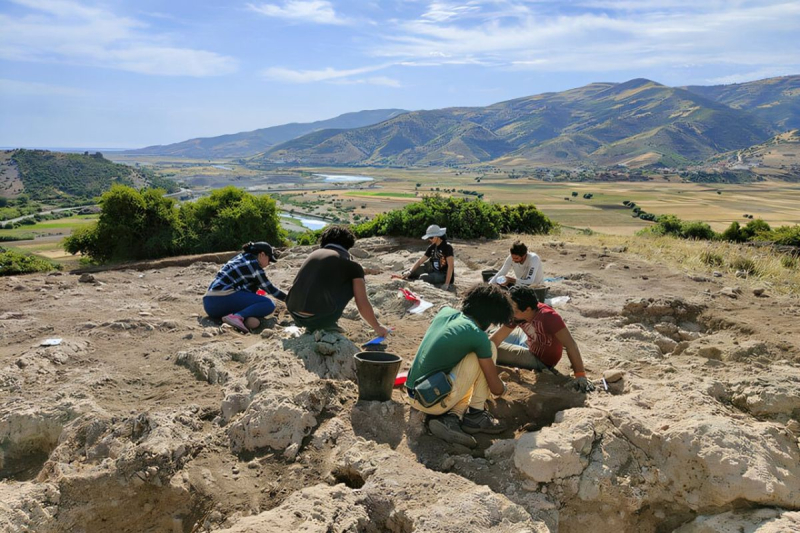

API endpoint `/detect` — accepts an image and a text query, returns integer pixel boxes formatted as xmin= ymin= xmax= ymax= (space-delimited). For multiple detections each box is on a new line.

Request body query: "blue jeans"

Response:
xmin=203 ymin=291 xmax=276 ymax=319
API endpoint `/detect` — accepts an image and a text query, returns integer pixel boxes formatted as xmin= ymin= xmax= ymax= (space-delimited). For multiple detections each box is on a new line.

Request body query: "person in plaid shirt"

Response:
xmin=203 ymin=241 xmax=285 ymax=333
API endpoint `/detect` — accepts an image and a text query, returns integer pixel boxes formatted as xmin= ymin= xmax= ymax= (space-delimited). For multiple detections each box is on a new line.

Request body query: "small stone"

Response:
xmin=753 ymin=288 xmax=765 ymax=296
xmin=79 ymin=273 xmax=96 ymax=283
xmin=603 ymin=369 xmax=625 ymax=383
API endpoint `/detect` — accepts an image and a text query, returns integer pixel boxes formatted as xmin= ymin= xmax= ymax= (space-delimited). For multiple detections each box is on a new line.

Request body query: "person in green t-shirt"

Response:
xmin=406 ymin=283 xmax=512 ymax=448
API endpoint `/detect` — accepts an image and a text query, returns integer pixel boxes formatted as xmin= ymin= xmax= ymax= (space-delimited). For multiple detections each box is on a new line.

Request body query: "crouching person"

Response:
xmin=406 ymin=284 xmax=512 ymax=447
xmin=491 ymin=285 xmax=595 ymax=393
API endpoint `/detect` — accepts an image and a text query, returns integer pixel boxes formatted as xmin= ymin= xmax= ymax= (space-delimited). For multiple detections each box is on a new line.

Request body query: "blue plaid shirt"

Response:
xmin=208 ymin=253 xmax=286 ymax=301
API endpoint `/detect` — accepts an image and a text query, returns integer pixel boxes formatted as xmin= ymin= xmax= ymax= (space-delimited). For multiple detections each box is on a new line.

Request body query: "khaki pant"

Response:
xmin=408 ymin=344 xmax=497 ymax=418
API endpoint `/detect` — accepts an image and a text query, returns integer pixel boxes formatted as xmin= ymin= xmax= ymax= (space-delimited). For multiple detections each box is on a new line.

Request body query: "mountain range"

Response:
xmin=126 ymin=75 xmax=800 ymax=169
xmin=123 ymin=109 xmax=407 ymax=159
xmin=264 ymin=76 xmax=799 ymax=168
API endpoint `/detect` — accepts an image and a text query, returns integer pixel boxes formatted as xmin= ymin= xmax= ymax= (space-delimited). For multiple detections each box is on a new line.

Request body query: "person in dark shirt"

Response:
xmin=203 ymin=241 xmax=285 ymax=334
xmin=287 ymin=226 xmax=390 ymax=336
xmin=403 ymin=224 xmax=455 ymax=290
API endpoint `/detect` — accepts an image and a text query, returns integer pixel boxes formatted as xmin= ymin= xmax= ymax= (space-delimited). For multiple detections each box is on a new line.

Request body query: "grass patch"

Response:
xmin=563 ymin=230 xmax=800 ymax=295
xmin=345 ymin=191 xmax=417 ymax=198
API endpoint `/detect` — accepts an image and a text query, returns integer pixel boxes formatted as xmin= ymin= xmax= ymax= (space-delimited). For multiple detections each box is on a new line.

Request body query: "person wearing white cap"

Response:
xmin=402 ymin=224 xmax=455 ymax=290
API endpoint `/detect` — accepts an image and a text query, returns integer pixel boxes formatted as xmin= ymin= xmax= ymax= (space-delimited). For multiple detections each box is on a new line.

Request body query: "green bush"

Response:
xmin=64 ymin=185 xmax=286 ymax=263
xmin=353 ymin=196 xmax=553 ymax=239
xmin=720 ymin=221 xmax=746 ymax=243
xmin=178 ymin=186 xmax=285 ymax=254
xmin=0 ymin=249 xmax=61 ymax=276
xmin=766 ymin=225 xmax=800 ymax=246
xmin=294 ymin=229 xmax=323 ymax=246
xmin=680 ymin=221 xmax=716 ymax=240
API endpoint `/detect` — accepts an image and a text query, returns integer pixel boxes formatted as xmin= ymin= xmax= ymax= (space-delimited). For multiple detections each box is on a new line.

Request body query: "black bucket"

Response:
xmin=481 ymin=269 xmax=498 ymax=283
xmin=354 ymin=351 xmax=402 ymax=402
xmin=533 ymin=286 xmax=549 ymax=303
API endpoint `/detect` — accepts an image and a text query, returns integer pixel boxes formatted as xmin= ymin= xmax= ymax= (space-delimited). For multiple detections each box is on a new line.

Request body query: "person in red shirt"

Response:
xmin=490 ymin=285 xmax=595 ymax=393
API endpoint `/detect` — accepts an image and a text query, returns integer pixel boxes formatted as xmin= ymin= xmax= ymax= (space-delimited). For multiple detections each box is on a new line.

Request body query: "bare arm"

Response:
xmin=489 ymin=324 xmax=514 ymax=347
xmin=478 ymin=356 xmax=506 ymax=396
xmin=554 ymin=327 xmax=586 ymax=375
xmin=444 ymin=254 xmax=454 ymax=287
xmin=404 ymin=254 xmax=427 ymax=278
xmin=352 ymin=278 xmax=389 ymax=336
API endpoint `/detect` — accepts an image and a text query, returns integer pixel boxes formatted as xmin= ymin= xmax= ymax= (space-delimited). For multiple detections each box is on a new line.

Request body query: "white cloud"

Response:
xmin=422 ymin=1 xmax=482 ymax=22
xmin=368 ymin=0 xmax=800 ymax=76
xmin=247 ymin=0 xmax=348 ymax=25
xmin=0 ymin=0 xmax=238 ymax=76
xmin=262 ymin=63 xmax=395 ymax=83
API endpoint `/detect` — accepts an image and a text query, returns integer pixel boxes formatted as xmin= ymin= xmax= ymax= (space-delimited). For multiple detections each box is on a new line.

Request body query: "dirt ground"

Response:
xmin=1 ymin=235 xmax=799 ymax=532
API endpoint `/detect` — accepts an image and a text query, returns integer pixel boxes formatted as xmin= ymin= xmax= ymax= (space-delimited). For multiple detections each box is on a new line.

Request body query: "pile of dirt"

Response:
xmin=1 ymin=235 xmax=799 ymax=532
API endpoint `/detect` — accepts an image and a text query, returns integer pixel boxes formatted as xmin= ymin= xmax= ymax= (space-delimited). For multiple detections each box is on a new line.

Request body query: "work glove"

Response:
xmin=573 ymin=376 xmax=595 ymax=393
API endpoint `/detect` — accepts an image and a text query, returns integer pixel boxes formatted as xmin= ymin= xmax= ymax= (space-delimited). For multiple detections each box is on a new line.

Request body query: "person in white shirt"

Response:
xmin=489 ymin=241 xmax=543 ymax=288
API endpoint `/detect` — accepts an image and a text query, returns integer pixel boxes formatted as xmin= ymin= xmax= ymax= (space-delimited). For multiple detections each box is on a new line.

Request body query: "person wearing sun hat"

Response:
xmin=402 ymin=224 xmax=455 ymax=290
xmin=203 ymin=241 xmax=285 ymax=334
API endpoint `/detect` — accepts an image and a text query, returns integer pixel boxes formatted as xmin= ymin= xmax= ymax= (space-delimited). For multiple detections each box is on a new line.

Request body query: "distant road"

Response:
xmin=1 ymin=205 xmax=92 ymax=225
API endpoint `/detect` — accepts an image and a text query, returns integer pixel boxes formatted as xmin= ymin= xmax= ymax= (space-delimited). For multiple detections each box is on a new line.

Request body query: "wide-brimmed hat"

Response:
xmin=245 ymin=241 xmax=279 ymax=262
xmin=422 ymin=224 xmax=447 ymax=239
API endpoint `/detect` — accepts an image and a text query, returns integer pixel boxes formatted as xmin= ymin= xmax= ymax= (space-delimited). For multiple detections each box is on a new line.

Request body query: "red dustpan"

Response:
xmin=394 ymin=370 xmax=408 ymax=388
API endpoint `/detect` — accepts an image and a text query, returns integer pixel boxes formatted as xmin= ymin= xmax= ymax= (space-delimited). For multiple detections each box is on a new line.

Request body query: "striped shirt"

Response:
xmin=207 ymin=253 xmax=286 ymax=301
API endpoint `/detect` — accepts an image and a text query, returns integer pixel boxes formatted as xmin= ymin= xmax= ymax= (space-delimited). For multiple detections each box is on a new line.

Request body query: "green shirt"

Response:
xmin=407 ymin=307 xmax=493 ymax=387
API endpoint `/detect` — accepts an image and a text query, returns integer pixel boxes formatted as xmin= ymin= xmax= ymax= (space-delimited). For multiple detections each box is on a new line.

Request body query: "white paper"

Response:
xmin=41 ymin=338 xmax=63 ymax=346
xmin=283 ymin=326 xmax=302 ymax=337
xmin=408 ymin=299 xmax=434 ymax=314
xmin=545 ymin=296 xmax=570 ymax=307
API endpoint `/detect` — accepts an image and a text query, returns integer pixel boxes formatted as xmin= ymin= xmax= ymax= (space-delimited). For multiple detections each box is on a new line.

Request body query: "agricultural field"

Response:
xmin=0 ymin=214 xmax=97 ymax=269
xmin=279 ymin=166 xmax=800 ymax=235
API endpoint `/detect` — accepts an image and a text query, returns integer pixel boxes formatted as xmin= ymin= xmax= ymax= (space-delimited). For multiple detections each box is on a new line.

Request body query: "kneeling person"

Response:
xmin=491 ymin=285 xmax=595 ymax=393
xmin=287 ymin=226 xmax=389 ymax=337
xmin=406 ymin=284 xmax=512 ymax=447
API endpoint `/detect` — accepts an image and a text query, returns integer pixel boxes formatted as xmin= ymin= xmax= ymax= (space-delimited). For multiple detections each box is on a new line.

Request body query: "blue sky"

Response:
xmin=1 ymin=0 xmax=798 ymax=148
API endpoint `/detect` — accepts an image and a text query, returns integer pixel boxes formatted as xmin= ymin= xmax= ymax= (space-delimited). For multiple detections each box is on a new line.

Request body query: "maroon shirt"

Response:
xmin=514 ymin=304 xmax=567 ymax=367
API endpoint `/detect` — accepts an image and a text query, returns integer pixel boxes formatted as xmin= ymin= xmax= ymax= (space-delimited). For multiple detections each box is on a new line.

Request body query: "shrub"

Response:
xmin=1 ymin=249 xmax=61 ymax=276
xmin=781 ymin=255 xmax=798 ymax=269
xmin=680 ymin=221 xmax=716 ymax=240
xmin=652 ymin=215 xmax=683 ymax=237
xmin=294 ymin=229 xmax=323 ymax=246
xmin=720 ymin=221 xmax=746 ymax=243
xmin=64 ymin=185 xmax=286 ymax=263
xmin=730 ymin=256 xmax=758 ymax=275
xmin=742 ymin=219 xmax=771 ymax=241
xmin=353 ymin=195 xmax=553 ymax=240
xmin=767 ymin=225 xmax=800 ymax=247
xmin=700 ymin=250 xmax=724 ymax=267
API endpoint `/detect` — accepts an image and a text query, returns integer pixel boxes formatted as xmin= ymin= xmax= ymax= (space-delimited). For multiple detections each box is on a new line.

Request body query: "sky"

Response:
xmin=1 ymin=0 xmax=799 ymax=149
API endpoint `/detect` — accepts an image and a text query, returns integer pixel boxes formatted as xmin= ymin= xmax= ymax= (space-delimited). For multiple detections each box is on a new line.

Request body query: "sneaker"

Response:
xmin=428 ymin=413 xmax=477 ymax=448
xmin=461 ymin=409 xmax=506 ymax=435
xmin=222 ymin=314 xmax=249 ymax=334
xmin=322 ymin=323 xmax=346 ymax=334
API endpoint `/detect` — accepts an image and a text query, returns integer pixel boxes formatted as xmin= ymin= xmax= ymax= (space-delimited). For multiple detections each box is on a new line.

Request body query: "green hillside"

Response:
xmin=683 ymin=75 xmax=800 ymax=131
xmin=124 ymin=109 xmax=407 ymax=159
xmin=261 ymin=77 xmax=777 ymax=168
xmin=5 ymin=149 xmax=177 ymax=202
